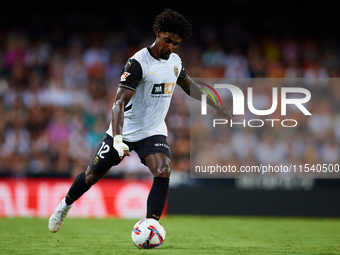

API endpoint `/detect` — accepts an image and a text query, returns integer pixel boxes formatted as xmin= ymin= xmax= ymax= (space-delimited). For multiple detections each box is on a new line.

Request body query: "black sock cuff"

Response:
xmin=78 ymin=171 xmax=86 ymax=184
xmin=153 ymin=177 xmax=169 ymax=186
xmin=65 ymin=171 xmax=91 ymax=205
xmin=80 ymin=171 xmax=92 ymax=187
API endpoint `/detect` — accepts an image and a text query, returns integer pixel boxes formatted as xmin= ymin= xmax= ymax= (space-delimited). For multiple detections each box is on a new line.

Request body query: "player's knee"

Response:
xmin=153 ymin=163 xmax=171 ymax=178
xmin=84 ymin=167 xmax=102 ymax=185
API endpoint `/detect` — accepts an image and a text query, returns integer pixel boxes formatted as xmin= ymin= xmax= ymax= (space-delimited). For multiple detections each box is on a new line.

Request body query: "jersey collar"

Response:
xmin=147 ymin=46 xmax=169 ymax=61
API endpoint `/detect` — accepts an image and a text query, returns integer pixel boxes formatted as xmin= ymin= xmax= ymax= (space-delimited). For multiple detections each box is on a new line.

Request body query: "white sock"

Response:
xmin=61 ymin=198 xmax=71 ymax=209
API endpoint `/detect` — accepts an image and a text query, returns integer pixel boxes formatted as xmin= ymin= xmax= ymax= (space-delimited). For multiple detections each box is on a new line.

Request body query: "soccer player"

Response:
xmin=49 ymin=8 xmax=232 ymax=233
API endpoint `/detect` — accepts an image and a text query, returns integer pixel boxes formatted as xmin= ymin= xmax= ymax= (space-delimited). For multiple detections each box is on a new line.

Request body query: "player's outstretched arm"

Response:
xmin=177 ymin=76 xmax=233 ymax=121
xmin=111 ymin=87 xmax=134 ymax=158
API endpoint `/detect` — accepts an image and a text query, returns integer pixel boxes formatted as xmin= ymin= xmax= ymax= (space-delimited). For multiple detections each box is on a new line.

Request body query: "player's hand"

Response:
xmin=113 ymin=135 xmax=130 ymax=159
xmin=216 ymin=105 xmax=233 ymax=121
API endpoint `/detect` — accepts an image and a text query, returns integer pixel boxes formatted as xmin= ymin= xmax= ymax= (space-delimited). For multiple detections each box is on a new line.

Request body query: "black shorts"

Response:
xmin=89 ymin=134 xmax=172 ymax=173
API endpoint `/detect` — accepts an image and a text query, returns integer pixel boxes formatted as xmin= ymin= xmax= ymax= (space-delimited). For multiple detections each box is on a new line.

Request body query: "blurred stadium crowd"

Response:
xmin=0 ymin=24 xmax=339 ymax=178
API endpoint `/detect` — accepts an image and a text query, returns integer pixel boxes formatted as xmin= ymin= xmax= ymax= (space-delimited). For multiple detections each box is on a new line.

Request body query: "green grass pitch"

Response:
xmin=0 ymin=216 xmax=339 ymax=254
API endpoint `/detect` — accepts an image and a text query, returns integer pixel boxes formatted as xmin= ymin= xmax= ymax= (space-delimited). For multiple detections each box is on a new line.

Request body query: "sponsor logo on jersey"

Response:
xmin=151 ymin=83 xmax=175 ymax=96
xmin=120 ymin=72 xmax=131 ymax=82
xmin=164 ymin=83 xmax=174 ymax=94
xmin=174 ymin=66 xmax=179 ymax=77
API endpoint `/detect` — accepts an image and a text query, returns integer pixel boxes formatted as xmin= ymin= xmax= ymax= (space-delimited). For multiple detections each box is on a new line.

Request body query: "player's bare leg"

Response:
xmin=49 ymin=167 xmax=109 ymax=233
xmin=144 ymin=153 xmax=171 ymax=220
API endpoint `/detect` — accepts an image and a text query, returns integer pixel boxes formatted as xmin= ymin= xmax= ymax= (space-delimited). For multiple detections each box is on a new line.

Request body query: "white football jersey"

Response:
xmin=106 ymin=47 xmax=187 ymax=142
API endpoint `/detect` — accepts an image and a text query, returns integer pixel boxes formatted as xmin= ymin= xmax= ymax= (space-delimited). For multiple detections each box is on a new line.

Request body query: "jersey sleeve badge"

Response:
xmin=120 ymin=72 xmax=131 ymax=82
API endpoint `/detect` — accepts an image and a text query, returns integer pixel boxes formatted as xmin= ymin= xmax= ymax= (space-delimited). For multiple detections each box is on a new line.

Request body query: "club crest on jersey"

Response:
xmin=94 ymin=156 xmax=99 ymax=165
xmin=120 ymin=72 xmax=130 ymax=82
xmin=174 ymin=66 xmax=179 ymax=77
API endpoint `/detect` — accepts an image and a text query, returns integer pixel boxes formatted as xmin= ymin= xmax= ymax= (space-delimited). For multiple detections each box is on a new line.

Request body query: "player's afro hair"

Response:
xmin=153 ymin=9 xmax=192 ymax=39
